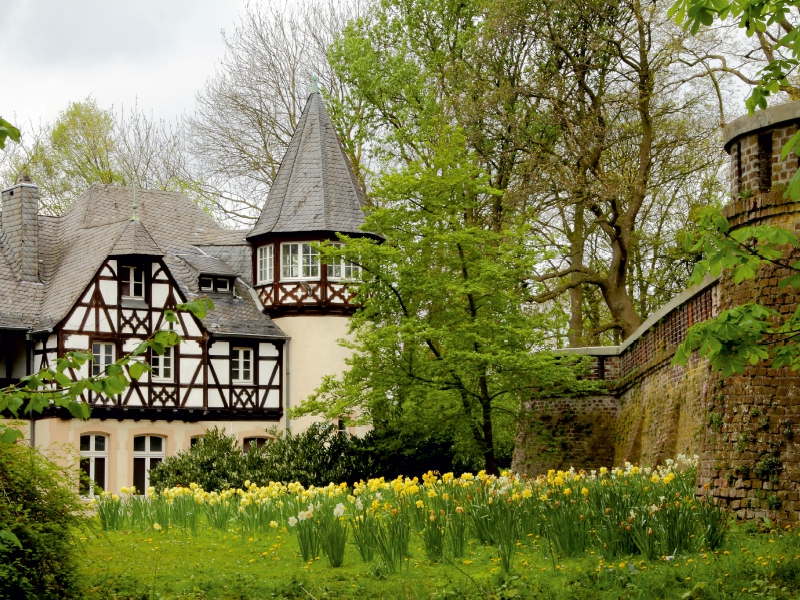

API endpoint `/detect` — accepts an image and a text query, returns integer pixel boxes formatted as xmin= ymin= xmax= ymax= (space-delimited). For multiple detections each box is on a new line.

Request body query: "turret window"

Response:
xmin=121 ymin=266 xmax=145 ymax=298
xmin=327 ymin=243 xmax=362 ymax=280
xmin=281 ymin=243 xmax=319 ymax=280
xmin=258 ymin=245 xmax=274 ymax=284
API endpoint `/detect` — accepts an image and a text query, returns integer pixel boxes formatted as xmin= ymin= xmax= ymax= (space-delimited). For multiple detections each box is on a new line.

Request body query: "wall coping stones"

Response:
xmin=557 ymin=273 xmax=719 ymax=358
xmin=723 ymin=100 xmax=800 ymax=152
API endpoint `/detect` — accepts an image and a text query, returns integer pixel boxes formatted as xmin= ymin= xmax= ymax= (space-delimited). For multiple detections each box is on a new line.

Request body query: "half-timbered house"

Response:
xmin=0 ymin=88 xmax=376 ymax=493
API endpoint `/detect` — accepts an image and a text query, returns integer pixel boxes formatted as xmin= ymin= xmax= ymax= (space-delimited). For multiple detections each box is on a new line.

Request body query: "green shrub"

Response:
xmin=148 ymin=426 xmax=265 ymax=491
xmin=0 ymin=441 xmax=87 ymax=599
xmin=149 ymin=423 xmax=483 ymax=492
xmin=150 ymin=424 xmax=367 ymax=490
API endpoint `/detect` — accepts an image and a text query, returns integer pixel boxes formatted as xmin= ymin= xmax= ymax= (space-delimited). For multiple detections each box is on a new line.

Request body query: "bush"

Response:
xmin=351 ymin=425 xmax=482 ymax=480
xmin=149 ymin=424 xmax=478 ymax=491
xmin=148 ymin=427 xmax=265 ymax=491
xmin=0 ymin=441 xmax=87 ymax=599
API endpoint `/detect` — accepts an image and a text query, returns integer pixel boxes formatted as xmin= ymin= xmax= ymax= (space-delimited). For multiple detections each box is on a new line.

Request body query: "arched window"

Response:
xmin=242 ymin=437 xmax=270 ymax=454
xmin=79 ymin=434 xmax=107 ymax=497
xmin=133 ymin=435 xmax=165 ymax=494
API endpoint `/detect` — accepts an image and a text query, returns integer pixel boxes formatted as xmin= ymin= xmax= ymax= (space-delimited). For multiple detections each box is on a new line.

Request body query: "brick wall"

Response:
xmin=513 ymin=108 xmax=800 ymax=524
xmin=512 ymin=395 xmax=618 ymax=474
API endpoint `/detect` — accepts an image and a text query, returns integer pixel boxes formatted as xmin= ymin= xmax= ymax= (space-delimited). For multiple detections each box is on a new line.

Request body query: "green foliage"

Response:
xmin=0 ymin=298 xmax=213 ymax=444
xmin=0 ymin=442 xmax=87 ymax=599
xmin=754 ymin=456 xmax=782 ymax=477
xmin=673 ymin=207 xmax=800 ymax=374
xmin=670 ymin=0 xmax=800 ymax=200
xmin=148 ymin=426 xmax=265 ymax=492
xmin=293 ymin=127 xmax=597 ymax=472
xmin=0 ymin=116 xmax=21 ymax=149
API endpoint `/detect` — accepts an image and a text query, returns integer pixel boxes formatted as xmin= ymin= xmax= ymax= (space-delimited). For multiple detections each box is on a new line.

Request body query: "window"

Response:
xmin=79 ymin=434 xmax=107 ymax=497
xmin=326 ymin=243 xmax=362 ymax=280
xmin=121 ymin=266 xmax=145 ymax=298
xmin=243 ymin=437 xmax=270 ymax=454
xmin=758 ymin=133 xmax=773 ymax=192
xmin=190 ymin=435 xmax=204 ymax=447
xmin=281 ymin=243 xmax=319 ymax=279
xmin=92 ymin=342 xmax=114 ymax=376
xmin=151 ymin=347 xmax=172 ymax=381
xmin=133 ymin=435 xmax=165 ymax=494
xmin=231 ymin=347 xmax=252 ymax=383
xmin=199 ymin=276 xmax=232 ymax=293
xmin=257 ymin=245 xmax=274 ymax=284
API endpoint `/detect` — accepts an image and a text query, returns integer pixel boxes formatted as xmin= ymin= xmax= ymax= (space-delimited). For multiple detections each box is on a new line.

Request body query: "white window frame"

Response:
xmin=257 ymin=245 xmax=274 ymax=284
xmin=281 ymin=242 xmax=320 ymax=280
xmin=231 ymin=347 xmax=253 ymax=383
xmin=216 ymin=278 xmax=230 ymax=292
xmin=79 ymin=433 xmax=108 ymax=497
xmin=326 ymin=243 xmax=362 ymax=281
xmin=199 ymin=277 xmax=213 ymax=291
xmin=92 ymin=342 xmax=115 ymax=376
xmin=133 ymin=435 xmax=165 ymax=494
xmin=121 ymin=266 xmax=145 ymax=299
xmin=151 ymin=346 xmax=173 ymax=381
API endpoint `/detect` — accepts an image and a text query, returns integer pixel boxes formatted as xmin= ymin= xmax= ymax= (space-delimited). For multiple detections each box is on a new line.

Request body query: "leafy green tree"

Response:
xmin=669 ymin=0 xmax=800 ymax=374
xmin=293 ymin=128 xmax=597 ymax=475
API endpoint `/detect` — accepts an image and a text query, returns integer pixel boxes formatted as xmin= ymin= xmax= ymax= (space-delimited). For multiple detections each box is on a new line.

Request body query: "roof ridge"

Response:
xmin=317 ymin=94 xmax=329 ymax=230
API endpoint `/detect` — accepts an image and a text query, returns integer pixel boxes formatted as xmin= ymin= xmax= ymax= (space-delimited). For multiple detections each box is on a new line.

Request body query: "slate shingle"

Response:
xmin=246 ymin=93 xmax=369 ymax=239
xmin=0 ymin=184 xmax=285 ymax=339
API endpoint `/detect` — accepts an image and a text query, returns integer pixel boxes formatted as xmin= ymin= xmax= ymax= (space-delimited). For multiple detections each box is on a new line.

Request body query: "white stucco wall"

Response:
xmin=274 ymin=314 xmax=369 ymax=437
xmin=27 ymin=418 xmax=282 ymax=494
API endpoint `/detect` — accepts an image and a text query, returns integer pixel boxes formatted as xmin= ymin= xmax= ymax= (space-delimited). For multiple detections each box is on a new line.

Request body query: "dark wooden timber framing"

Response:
xmin=15 ymin=256 xmax=286 ymax=423
xmin=249 ymin=230 xmax=380 ymax=316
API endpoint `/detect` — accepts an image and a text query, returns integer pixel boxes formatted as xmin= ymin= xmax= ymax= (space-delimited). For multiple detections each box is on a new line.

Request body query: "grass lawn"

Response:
xmin=78 ymin=524 xmax=800 ymax=599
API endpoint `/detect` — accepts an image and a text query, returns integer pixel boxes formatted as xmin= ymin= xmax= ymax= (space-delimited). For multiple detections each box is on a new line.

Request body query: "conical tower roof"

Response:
xmin=246 ymin=92 xmax=368 ymax=240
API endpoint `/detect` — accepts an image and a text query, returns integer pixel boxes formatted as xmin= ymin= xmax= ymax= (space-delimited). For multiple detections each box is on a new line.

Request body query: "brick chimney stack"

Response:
xmin=1 ymin=174 xmax=40 ymax=282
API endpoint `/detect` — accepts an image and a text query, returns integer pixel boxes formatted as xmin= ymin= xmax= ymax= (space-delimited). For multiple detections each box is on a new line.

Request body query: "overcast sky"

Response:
xmin=2 ymin=0 xmax=249 ymax=128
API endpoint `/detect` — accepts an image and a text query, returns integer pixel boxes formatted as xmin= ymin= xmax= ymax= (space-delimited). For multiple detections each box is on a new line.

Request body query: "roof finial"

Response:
xmin=131 ymin=185 xmax=139 ymax=221
xmin=311 ymin=75 xmax=319 ymax=94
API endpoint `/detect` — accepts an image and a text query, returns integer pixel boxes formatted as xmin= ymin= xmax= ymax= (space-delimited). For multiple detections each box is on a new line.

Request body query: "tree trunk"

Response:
xmin=478 ymin=376 xmax=499 ymax=476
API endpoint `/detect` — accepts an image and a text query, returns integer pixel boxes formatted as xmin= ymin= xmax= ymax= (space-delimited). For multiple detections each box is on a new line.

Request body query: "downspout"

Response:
xmin=25 ymin=331 xmax=35 ymax=448
xmin=285 ymin=339 xmax=290 ymax=432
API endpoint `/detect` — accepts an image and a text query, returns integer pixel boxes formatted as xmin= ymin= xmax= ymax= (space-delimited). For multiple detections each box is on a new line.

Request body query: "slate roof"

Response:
xmin=109 ymin=218 xmax=163 ymax=256
xmin=0 ymin=184 xmax=285 ymax=339
xmin=247 ymin=92 xmax=369 ymax=239
xmin=176 ymin=253 xmax=239 ymax=277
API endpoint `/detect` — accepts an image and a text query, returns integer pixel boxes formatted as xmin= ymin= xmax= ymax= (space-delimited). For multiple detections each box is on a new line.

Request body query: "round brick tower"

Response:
xmin=697 ymin=101 xmax=800 ymax=523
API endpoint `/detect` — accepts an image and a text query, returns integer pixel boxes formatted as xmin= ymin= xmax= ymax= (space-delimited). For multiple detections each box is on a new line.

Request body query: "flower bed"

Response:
xmin=91 ymin=455 xmax=729 ymax=574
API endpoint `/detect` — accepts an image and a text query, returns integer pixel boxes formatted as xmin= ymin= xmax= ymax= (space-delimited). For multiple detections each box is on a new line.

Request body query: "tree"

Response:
xmin=1 ymin=99 xmax=200 ymax=215
xmin=524 ymin=0 xmax=728 ymax=343
xmin=293 ymin=128 xmax=597 ymax=474
xmin=669 ymin=0 xmax=800 ymax=374
xmin=0 ymin=117 xmax=20 ymax=149
xmin=188 ymin=0 xmax=370 ymax=225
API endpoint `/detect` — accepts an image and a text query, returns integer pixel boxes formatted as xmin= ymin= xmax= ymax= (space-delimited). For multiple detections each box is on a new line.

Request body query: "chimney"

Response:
xmin=1 ymin=174 xmax=39 ymax=282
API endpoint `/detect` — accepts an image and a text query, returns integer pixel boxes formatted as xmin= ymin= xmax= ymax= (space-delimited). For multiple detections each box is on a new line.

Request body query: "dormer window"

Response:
xmin=199 ymin=276 xmax=233 ymax=293
xmin=121 ymin=266 xmax=144 ymax=298
xmin=281 ymin=243 xmax=319 ymax=280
